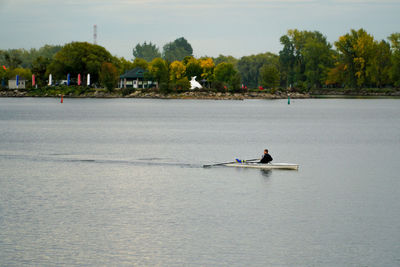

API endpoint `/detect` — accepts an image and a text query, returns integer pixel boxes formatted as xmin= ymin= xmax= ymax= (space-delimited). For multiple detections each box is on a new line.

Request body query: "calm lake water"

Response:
xmin=1 ymin=98 xmax=399 ymax=266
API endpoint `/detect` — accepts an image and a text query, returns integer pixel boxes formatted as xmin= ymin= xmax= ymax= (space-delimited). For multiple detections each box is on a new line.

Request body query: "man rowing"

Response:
xmin=260 ymin=149 xmax=273 ymax=164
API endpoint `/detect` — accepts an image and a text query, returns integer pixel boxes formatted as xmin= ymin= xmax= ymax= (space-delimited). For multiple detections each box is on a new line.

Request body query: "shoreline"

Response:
xmin=1 ymin=89 xmax=400 ymax=100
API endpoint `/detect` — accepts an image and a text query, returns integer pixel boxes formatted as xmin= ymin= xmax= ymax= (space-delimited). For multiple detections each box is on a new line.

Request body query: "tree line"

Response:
xmin=1 ymin=29 xmax=399 ymax=93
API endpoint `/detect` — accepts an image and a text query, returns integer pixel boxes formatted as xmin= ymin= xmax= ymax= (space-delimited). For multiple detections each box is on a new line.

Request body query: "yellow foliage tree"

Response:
xmin=170 ymin=61 xmax=186 ymax=81
xmin=335 ymin=29 xmax=376 ymax=88
xmin=199 ymin=57 xmax=215 ymax=81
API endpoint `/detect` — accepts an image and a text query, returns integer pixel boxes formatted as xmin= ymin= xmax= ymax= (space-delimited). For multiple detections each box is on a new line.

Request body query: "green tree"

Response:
xmin=115 ymin=57 xmax=135 ymax=75
xmin=163 ymin=37 xmax=193 ymax=62
xmin=99 ymin=62 xmax=118 ymax=92
xmin=214 ymin=62 xmax=239 ymax=90
xmin=2 ymin=50 xmax=23 ymax=69
xmin=184 ymin=57 xmax=202 ymax=80
xmin=35 ymin=45 xmax=62 ymax=60
xmin=229 ymin=72 xmax=242 ymax=92
xmin=279 ymin=30 xmax=334 ymax=89
xmin=132 ymin=41 xmax=161 ymax=62
xmin=132 ymin=58 xmax=149 ymax=70
xmin=279 ymin=34 xmax=296 ymax=88
xmin=0 ymin=66 xmax=7 ymax=87
xmin=31 ymin=56 xmax=51 ymax=87
xmin=26 ymin=45 xmax=62 ymax=68
xmin=237 ymin=52 xmax=279 ymax=88
xmin=173 ymin=77 xmax=190 ymax=92
xmin=8 ymin=68 xmax=32 ymax=82
xmin=148 ymin=57 xmax=169 ymax=90
xmin=389 ymin=33 xmax=400 ymax=87
xmin=47 ymin=42 xmax=114 ymax=83
xmin=0 ymin=45 xmax=61 ymax=69
xmin=213 ymin=55 xmax=238 ymax=67
xmin=260 ymin=65 xmax=280 ymax=89
xmin=368 ymin=40 xmax=392 ymax=88
xmin=302 ymin=32 xmax=335 ymax=88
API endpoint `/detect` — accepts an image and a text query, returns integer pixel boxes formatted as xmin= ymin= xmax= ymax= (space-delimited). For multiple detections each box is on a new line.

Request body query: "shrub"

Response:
xmin=174 ymin=77 xmax=190 ymax=92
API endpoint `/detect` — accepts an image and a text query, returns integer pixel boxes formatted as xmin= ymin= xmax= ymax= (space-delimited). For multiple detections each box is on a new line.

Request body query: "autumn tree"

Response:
xmin=325 ymin=62 xmax=346 ymax=87
xmin=334 ymin=29 xmax=376 ymax=88
xmin=199 ymin=57 xmax=215 ymax=81
xmin=170 ymin=61 xmax=186 ymax=81
xmin=170 ymin=60 xmax=190 ymax=92
xmin=199 ymin=57 xmax=215 ymax=88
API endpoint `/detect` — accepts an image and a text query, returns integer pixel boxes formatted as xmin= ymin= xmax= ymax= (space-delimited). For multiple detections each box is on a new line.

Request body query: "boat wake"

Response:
xmin=0 ymin=153 xmax=201 ymax=168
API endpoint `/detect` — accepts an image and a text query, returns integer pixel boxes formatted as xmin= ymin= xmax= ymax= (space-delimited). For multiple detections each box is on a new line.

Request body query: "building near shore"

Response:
xmin=8 ymin=79 xmax=27 ymax=89
xmin=119 ymin=67 xmax=156 ymax=89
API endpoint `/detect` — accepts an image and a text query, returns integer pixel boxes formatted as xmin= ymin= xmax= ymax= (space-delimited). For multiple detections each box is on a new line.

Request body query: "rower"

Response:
xmin=259 ymin=149 xmax=273 ymax=164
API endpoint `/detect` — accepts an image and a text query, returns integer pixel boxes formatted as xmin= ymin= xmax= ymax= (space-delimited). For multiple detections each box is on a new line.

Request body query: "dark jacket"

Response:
xmin=260 ymin=153 xmax=273 ymax=164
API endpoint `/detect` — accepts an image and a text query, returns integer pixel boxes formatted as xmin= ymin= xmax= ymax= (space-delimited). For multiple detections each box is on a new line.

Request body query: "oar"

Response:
xmin=245 ymin=158 xmax=260 ymax=162
xmin=203 ymin=158 xmax=259 ymax=168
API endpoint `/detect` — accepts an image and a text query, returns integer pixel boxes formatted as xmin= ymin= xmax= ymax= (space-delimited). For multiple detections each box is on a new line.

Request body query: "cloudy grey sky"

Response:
xmin=0 ymin=0 xmax=399 ymax=59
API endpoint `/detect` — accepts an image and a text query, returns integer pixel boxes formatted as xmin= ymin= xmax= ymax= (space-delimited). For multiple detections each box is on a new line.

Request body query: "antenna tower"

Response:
xmin=93 ymin=24 xmax=97 ymax=45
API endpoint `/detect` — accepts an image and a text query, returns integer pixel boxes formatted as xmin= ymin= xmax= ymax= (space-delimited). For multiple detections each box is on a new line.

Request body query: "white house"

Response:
xmin=8 ymin=79 xmax=27 ymax=89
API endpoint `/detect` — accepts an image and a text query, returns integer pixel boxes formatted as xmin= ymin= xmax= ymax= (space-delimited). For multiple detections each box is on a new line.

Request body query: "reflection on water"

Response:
xmin=260 ymin=169 xmax=272 ymax=178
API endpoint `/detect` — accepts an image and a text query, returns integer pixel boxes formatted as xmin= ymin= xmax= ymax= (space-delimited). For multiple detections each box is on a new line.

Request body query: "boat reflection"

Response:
xmin=260 ymin=169 xmax=272 ymax=178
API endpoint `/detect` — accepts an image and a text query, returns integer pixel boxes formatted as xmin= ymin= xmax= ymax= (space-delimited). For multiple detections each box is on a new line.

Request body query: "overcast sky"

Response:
xmin=0 ymin=0 xmax=399 ymax=60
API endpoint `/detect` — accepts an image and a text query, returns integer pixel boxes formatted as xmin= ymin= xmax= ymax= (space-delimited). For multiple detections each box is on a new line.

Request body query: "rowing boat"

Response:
xmin=223 ymin=162 xmax=299 ymax=170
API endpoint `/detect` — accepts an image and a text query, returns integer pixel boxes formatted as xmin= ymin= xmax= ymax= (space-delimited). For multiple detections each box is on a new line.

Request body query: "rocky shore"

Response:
xmin=0 ymin=89 xmax=309 ymax=100
xmin=1 ymin=88 xmax=399 ymax=99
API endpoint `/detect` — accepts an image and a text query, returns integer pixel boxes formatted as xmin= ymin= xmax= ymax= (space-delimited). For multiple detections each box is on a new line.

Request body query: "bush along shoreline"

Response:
xmin=1 ymin=86 xmax=400 ymax=99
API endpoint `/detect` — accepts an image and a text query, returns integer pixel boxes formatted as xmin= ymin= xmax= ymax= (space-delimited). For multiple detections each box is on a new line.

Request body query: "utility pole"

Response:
xmin=93 ymin=24 xmax=97 ymax=45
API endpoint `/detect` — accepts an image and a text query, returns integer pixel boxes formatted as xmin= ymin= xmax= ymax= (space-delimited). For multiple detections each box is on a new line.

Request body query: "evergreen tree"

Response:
xmin=132 ymin=42 xmax=161 ymax=62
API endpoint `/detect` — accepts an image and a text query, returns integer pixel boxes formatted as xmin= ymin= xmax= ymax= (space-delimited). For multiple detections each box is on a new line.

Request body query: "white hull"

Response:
xmin=224 ymin=163 xmax=299 ymax=170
